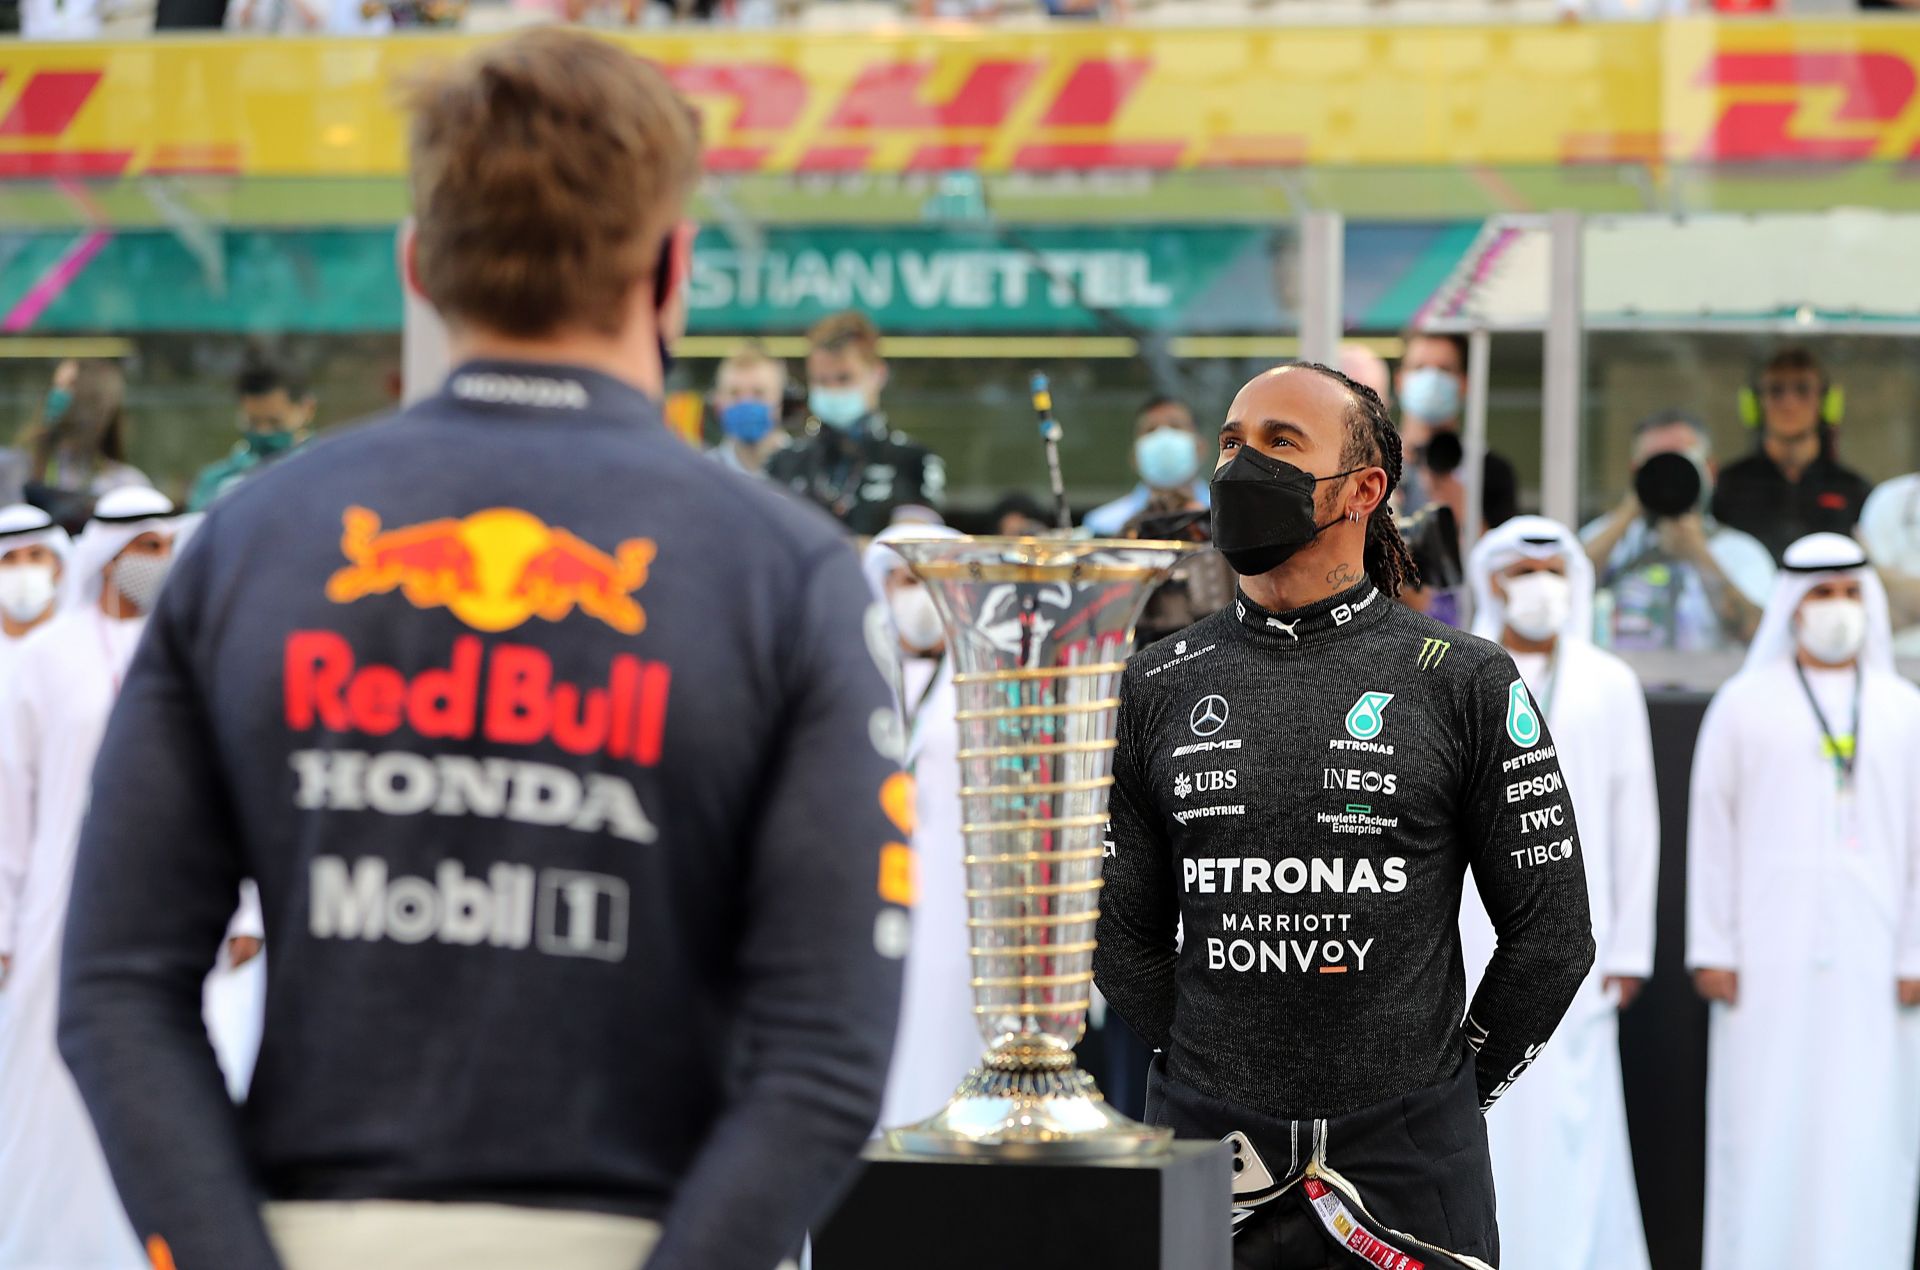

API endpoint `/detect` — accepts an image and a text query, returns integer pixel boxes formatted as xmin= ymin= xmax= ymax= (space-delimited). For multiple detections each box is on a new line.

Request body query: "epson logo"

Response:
xmin=1322 ymin=768 xmax=1398 ymax=796
xmin=451 ymin=373 xmax=591 ymax=410
xmin=1505 ymin=771 xmax=1565 ymax=804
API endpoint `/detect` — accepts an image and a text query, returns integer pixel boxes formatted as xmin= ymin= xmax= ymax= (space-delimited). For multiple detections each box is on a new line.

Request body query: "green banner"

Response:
xmin=0 ymin=223 xmax=1471 ymax=334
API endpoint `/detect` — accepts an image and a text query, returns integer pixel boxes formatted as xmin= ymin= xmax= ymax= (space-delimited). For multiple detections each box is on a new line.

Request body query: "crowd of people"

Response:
xmin=702 ymin=313 xmax=1920 ymax=1269
xmin=0 ymin=303 xmax=1913 ymax=1269
xmin=0 ymin=24 xmax=1912 ymax=1270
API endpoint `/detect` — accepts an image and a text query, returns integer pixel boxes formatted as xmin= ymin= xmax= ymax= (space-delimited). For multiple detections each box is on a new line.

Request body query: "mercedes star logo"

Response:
xmin=1189 ymin=695 xmax=1230 ymax=737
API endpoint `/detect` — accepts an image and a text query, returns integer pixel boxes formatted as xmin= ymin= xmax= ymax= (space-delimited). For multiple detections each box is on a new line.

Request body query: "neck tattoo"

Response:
xmin=1325 ymin=562 xmax=1363 ymax=589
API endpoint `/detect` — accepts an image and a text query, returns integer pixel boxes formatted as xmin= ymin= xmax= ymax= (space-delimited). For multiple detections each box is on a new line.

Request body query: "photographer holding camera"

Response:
xmin=1582 ymin=410 xmax=1774 ymax=652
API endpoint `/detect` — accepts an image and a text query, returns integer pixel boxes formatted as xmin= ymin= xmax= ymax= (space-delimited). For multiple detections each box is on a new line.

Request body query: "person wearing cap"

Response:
xmin=0 ymin=505 xmax=70 ymax=668
xmin=0 ymin=487 xmax=188 ymax=1269
xmin=1459 ymin=516 xmax=1657 ymax=1270
xmin=1687 ymin=532 xmax=1920 ymax=1270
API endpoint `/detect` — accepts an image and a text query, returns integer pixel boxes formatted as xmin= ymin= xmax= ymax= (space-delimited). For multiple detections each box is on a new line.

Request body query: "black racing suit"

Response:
xmin=764 ymin=410 xmax=945 ymax=536
xmin=1095 ymin=581 xmax=1594 ymax=1268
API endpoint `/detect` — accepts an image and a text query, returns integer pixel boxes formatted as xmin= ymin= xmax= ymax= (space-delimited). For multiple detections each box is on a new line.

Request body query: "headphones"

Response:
xmin=1738 ymin=374 xmax=1845 ymax=429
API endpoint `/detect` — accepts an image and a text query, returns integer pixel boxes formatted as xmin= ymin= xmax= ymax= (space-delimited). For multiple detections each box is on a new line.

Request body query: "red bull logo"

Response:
xmin=285 ymin=631 xmax=671 ymax=767
xmin=326 ymin=506 xmax=657 ymax=635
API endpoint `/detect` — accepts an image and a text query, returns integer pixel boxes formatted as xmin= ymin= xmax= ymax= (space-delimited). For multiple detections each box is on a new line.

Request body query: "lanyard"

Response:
xmin=901 ymin=656 xmax=943 ymax=775
xmin=1534 ymin=649 xmax=1559 ymax=725
xmin=1793 ymin=659 xmax=1861 ymax=786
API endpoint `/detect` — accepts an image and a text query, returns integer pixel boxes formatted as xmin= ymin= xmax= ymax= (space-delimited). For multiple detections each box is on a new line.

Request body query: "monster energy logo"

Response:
xmin=1418 ymin=638 xmax=1451 ymax=670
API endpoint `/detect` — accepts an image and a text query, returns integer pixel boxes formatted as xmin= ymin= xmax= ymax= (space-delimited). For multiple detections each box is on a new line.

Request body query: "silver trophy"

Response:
xmin=884 ymin=535 xmax=1191 ymax=1159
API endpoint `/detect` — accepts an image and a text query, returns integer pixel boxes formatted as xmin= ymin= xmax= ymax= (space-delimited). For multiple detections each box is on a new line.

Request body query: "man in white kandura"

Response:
xmin=861 ymin=524 xmax=980 ymax=1133
xmin=1459 ymin=515 xmax=1657 ymax=1270
xmin=1688 ymin=531 xmax=1920 ymax=1270
xmin=0 ymin=488 xmax=261 ymax=1268
xmin=0 ymin=486 xmax=181 ymax=1268
xmin=0 ymin=504 xmax=69 ymax=680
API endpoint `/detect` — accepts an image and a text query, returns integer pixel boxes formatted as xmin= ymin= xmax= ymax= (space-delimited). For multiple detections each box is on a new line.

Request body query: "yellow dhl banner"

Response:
xmin=0 ymin=19 xmax=1916 ymax=180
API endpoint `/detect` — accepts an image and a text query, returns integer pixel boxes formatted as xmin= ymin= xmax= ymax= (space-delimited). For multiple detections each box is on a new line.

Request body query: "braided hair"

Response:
xmin=1296 ymin=361 xmax=1421 ymax=600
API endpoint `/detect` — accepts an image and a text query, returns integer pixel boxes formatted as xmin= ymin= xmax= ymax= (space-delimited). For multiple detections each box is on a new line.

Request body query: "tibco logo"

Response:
xmin=1510 ymin=838 xmax=1575 ymax=870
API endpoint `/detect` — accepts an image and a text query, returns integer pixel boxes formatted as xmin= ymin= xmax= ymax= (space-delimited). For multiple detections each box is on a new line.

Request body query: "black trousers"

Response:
xmin=1146 ymin=1053 xmax=1498 ymax=1270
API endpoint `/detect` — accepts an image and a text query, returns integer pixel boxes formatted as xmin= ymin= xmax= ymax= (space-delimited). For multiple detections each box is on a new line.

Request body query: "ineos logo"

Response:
xmin=1189 ymin=695 xmax=1230 ymax=737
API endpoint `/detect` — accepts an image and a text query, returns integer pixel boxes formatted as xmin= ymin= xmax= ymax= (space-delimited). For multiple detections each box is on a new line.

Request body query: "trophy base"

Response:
xmin=886 ymin=1062 xmax=1173 ymax=1160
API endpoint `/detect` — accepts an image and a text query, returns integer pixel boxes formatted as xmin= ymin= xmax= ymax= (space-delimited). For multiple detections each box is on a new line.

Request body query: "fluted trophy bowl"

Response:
xmin=884 ymin=535 xmax=1192 ymax=1159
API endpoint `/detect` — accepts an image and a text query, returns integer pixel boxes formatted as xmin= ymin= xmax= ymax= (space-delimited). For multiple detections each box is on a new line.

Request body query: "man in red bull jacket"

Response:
xmin=57 ymin=31 xmax=907 ymax=1270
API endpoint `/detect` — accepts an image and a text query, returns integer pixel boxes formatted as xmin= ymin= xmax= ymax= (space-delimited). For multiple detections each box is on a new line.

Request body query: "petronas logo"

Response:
xmin=1344 ymin=691 xmax=1394 ymax=741
xmin=1506 ymin=679 xmax=1542 ymax=749
xmin=1418 ymin=637 xmax=1450 ymax=670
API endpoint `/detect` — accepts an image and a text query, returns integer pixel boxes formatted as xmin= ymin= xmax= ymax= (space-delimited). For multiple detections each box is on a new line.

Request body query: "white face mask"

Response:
xmin=0 ymin=562 xmax=56 ymax=625
xmin=111 ymin=551 xmax=173 ymax=615
xmin=1502 ymin=571 xmax=1571 ymax=643
xmin=889 ymin=583 xmax=944 ymax=654
xmin=1797 ymin=597 xmax=1867 ymax=665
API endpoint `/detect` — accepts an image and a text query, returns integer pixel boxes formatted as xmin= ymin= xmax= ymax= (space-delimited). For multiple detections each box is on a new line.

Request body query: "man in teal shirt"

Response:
xmin=188 ymin=362 xmax=315 ymax=511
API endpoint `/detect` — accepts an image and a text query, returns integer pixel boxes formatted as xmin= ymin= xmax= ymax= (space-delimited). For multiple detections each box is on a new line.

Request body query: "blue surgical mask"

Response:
xmin=720 ymin=399 xmax=775 ymax=446
xmin=809 ymin=386 xmax=869 ymax=432
xmin=44 ymin=386 xmax=72 ymax=423
xmin=1135 ymin=427 xmax=1199 ymax=490
xmin=1400 ymin=367 xmax=1461 ymax=424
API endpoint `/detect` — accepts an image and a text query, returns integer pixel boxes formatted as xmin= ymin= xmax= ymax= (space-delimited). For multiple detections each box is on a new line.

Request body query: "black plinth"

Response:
xmin=814 ymin=1139 xmax=1233 ymax=1270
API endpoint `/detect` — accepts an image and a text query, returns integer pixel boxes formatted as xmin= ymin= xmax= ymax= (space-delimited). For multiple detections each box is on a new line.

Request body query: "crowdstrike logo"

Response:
xmin=1190 ymin=695 xmax=1230 ymax=737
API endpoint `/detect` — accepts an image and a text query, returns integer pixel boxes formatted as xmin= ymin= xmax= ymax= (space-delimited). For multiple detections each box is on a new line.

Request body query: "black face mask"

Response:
xmin=652 ymin=235 xmax=677 ymax=383
xmin=1209 ymin=445 xmax=1361 ymax=577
